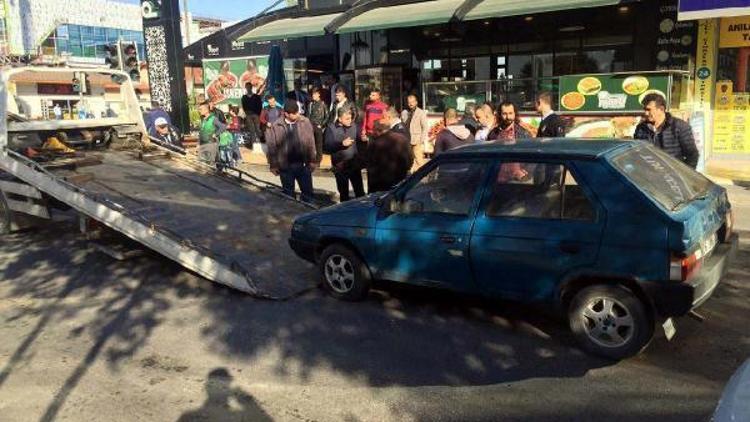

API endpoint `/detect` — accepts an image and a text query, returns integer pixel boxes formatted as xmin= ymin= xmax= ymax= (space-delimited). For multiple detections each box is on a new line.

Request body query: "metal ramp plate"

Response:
xmin=3 ymin=149 xmax=318 ymax=299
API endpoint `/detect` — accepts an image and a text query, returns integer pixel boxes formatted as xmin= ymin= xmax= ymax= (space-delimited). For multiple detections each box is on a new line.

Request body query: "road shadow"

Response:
xmin=176 ymin=368 xmax=273 ymax=422
xmin=0 ymin=220 xmax=201 ymax=421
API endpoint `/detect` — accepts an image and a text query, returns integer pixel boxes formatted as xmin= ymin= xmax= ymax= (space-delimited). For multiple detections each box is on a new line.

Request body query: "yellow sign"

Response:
xmin=713 ymin=80 xmax=750 ymax=154
xmin=720 ymin=16 xmax=750 ymax=48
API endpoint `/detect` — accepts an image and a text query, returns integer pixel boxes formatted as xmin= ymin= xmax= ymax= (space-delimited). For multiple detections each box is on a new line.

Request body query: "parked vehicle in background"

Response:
xmin=713 ymin=359 xmax=750 ymax=422
xmin=289 ymin=139 xmax=739 ymax=359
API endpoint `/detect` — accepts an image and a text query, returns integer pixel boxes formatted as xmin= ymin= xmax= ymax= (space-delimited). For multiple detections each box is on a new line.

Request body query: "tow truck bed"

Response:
xmin=1 ymin=67 xmax=317 ymax=298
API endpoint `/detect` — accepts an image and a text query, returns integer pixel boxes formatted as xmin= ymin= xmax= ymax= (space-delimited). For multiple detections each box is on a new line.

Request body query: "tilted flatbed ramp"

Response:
xmin=1 ymin=67 xmax=316 ymax=299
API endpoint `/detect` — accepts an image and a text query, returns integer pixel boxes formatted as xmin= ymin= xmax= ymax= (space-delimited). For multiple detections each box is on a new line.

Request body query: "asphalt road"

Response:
xmin=0 ymin=185 xmax=748 ymax=422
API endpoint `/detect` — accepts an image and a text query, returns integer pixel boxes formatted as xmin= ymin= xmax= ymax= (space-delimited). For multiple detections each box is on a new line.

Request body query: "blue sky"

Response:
xmin=119 ymin=0 xmax=272 ymax=22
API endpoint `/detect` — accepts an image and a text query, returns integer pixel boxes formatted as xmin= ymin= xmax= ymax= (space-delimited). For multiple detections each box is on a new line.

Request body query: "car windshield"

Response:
xmin=610 ymin=143 xmax=713 ymax=211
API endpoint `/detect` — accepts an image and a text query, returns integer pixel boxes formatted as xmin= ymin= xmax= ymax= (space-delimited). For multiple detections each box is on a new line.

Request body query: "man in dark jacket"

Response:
xmin=367 ymin=119 xmax=413 ymax=194
xmin=434 ymin=108 xmax=474 ymax=155
xmin=489 ymin=101 xmax=532 ymax=142
xmin=535 ymin=91 xmax=566 ymax=138
xmin=385 ymin=107 xmax=409 ymax=138
xmin=308 ymin=87 xmax=328 ymax=164
xmin=328 ymin=86 xmax=358 ymax=126
xmin=241 ymin=82 xmax=263 ymax=146
xmin=634 ymin=93 xmax=699 ymax=168
xmin=265 ymin=102 xmax=317 ymax=202
xmin=324 ymin=107 xmax=365 ymax=201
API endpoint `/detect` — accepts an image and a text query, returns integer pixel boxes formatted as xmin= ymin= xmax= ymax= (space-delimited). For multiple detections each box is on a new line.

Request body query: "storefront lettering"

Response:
xmin=728 ymin=23 xmax=750 ymax=32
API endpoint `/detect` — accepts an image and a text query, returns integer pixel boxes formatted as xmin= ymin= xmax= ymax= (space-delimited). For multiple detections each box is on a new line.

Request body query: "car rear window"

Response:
xmin=610 ymin=143 xmax=713 ymax=211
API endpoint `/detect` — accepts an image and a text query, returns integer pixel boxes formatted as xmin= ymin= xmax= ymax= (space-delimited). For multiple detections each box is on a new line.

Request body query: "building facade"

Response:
xmin=1 ymin=0 xmax=143 ymax=64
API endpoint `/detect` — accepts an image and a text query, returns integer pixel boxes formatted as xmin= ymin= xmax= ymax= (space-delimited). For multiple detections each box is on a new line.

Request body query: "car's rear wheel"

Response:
xmin=319 ymin=244 xmax=371 ymax=301
xmin=569 ymin=285 xmax=653 ymax=360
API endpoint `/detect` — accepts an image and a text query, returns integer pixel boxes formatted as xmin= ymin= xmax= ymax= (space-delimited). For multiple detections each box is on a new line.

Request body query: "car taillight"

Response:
xmin=670 ymin=252 xmax=702 ymax=282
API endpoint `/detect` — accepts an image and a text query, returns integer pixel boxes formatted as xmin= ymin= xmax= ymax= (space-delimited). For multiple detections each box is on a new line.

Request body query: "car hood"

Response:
xmin=296 ymin=194 xmax=379 ymax=228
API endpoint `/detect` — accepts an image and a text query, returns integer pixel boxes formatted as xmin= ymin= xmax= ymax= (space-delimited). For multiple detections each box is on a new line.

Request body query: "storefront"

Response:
xmin=678 ymin=1 xmax=750 ymax=178
xmin=184 ymin=0 xmax=750 ymax=177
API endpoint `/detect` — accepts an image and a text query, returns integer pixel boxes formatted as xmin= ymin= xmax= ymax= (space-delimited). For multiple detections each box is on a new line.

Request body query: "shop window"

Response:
xmin=106 ymin=28 xmax=119 ymax=42
xmin=713 ymin=22 xmax=750 ymax=155
xmin=56 ymin=25 xmax=69 ymax=39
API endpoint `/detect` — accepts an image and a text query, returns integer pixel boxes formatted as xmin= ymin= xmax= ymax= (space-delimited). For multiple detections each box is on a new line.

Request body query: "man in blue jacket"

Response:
xmin=324 ymin=107 xmax=365 ymax=202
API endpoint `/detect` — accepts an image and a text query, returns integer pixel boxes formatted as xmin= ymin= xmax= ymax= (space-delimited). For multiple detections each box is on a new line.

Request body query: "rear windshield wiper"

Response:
xmin=671 ymin=194 xmax=708 ymax=211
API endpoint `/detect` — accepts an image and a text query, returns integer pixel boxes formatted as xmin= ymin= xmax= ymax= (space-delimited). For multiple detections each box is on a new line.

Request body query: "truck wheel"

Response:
xmin=0 ymin=191 xmax=11 ymax=235
xmin=569 ymin=285 xmax=653 ymax=360
xmin=319 ymin=244 xmax=371 ymax=301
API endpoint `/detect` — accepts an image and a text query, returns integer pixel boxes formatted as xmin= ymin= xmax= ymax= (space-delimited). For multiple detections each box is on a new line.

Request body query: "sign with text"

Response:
xmin=559 ymin=74 xmax=670 ymax=113
xmin=202 ymin=56 xmax=269 ymax=106
xmin=657 ymin=0 xmax=697 ymax=71
xmin=694 ymin=19 xmax=717 ymax=111
xmin=678 ymin=0 xmax=750 ymax=20
xmin=720 ymin=16 xmax=750 ymax=47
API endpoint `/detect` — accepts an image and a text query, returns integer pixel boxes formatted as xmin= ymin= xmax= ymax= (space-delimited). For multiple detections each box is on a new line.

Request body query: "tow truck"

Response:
xmin=0 ymin=67 xmax=316 ymax=299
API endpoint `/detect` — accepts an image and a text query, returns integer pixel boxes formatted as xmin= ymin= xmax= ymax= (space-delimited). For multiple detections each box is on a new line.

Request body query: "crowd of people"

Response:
xmin=191 ymin=81 xmax=699 ymax=204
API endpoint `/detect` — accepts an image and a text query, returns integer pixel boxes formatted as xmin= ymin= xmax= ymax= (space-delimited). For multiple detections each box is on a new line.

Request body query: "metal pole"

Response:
xmin=182 ymin=0 xmax=190 ymax=46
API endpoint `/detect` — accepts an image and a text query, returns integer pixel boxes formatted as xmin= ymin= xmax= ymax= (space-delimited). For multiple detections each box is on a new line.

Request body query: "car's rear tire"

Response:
xmin=318 ymin=244 xmax=371 ymax=301
xmin=569 ymin=284 xmax=653 ymax=360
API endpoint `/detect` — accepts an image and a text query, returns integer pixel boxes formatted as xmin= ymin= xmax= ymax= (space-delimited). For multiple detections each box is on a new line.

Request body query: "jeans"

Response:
xmin=334 ymin=165 xmax=365 ymax=202
xmin=313 ymin=126 xmax=324 ymax=163
xmin=279 ymin=163 xmax=314 ymax=203
xmin=244 ymin=113 xmax=261 ymax=145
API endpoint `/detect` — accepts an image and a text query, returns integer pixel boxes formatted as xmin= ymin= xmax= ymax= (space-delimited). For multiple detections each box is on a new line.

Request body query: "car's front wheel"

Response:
xmin=318 ymin=244 xmax=371 ymax=301
xmin=569 ymin=285 xmax=654 ymax=360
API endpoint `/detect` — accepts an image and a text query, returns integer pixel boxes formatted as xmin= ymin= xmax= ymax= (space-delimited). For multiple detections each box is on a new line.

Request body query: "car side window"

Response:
xmin=396 ymin=161 xmax=487 ymax=216
xmin=486 ymin=162 xmax=595 ymax=221
xmin=561 ymin=169 xmax=596 ymax=221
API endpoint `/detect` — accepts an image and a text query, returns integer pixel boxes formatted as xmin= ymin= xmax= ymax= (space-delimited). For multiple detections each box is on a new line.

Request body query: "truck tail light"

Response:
xmin=670 ymin=252 xmax=702 ymax=282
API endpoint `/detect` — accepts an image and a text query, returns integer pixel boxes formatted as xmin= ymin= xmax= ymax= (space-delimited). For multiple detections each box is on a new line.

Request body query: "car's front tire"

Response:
xmin=569 ymin=284 xmax=654 ymax=360
xmin=318 ymin=244 xmax=371 ymax=301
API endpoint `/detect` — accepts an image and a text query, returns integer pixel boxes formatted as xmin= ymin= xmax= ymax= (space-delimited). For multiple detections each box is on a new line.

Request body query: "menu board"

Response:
xmin=559 ymin=74 xmax=671 ymax=113
xmin=656 ymin=0 xmax=697 ymax=71
xmin=712 ymin=81 xmax=750 ymax=154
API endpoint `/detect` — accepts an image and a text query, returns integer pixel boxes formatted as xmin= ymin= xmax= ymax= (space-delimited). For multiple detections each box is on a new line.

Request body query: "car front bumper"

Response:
xmin=288 ymin=237 xmax=317 ymax=263
xmin=642 ymin=233 xmax=739 ymax=318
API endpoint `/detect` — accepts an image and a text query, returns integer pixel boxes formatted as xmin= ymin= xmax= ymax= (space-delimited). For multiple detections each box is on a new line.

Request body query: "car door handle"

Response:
xmin=559 ymin=241 xmax=581 ymax=255
xmin=440 ymin=235 xmax=456 ymax=244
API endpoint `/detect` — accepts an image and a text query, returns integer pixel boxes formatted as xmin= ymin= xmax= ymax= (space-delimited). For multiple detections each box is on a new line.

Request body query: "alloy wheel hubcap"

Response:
xmin=324 ymin=254 xmax=355 ymax=293
xmin=581 ymin=297 xmax=635 ymax=348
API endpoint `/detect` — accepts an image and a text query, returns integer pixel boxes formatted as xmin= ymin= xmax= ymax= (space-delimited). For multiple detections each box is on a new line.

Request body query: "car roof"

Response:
xmin=444 ymin=138 xmax=636 ymax=160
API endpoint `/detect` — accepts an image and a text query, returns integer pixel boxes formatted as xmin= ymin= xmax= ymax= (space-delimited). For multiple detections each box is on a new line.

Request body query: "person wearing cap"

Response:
xmin=145 ymin=100 xmax=171 ymax=133
xmin=149 ymin=116 xmax=182 ymax=148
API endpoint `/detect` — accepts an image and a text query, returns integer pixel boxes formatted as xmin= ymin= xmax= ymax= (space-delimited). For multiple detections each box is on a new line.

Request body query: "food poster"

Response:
xmin=203 ymin=56 xmax=269 ymax=107
xmin=559 ymin=74 xmax=671 ymax=112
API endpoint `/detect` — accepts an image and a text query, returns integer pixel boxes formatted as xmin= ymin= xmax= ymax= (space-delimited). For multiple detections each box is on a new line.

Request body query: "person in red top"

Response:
xmin=361 ymin=88 xmax=388 ymax=142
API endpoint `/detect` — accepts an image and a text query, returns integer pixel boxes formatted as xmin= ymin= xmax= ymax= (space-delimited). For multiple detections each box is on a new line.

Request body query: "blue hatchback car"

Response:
xmin=289 ymin=139 xmax=739 ymax=359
